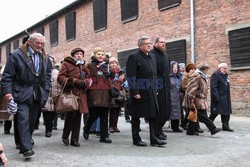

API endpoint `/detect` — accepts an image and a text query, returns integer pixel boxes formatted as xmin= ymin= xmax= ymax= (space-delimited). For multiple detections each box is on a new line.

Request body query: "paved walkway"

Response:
xmin=0 ymin=114 xmax=250 ymax=167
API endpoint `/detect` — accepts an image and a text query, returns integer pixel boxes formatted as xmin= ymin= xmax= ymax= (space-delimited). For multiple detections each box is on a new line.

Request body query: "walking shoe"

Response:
xmin=99 ymin=138 xmax=112 ymax=143
xmin=70 ymin=141 xmax=80 ymax=147
xmin=4 ymin=131 xmax=10 ymax=134
xmin=45 ymin=132 xmax=52 ymax=138
xmin=150 ymin=139 xmax=167 ymax=146
xmin=83 ymin=131 xmax=89 ymax=139
xmin=186 ymin=131 xmax=199 ymax=136
xmin=133 ymin=140 xmax=147 ymax=146
xmin=23 ymin=150 xmax=34 ymax=159
xmin=62 ymin=138 xmax=69 ymax=146
xmin=109 ymin=127 xmax=115 ymax=133
xmin=114 ymin=127 xmax=120 ymax=132
xmin=223 ymin=127 xmax=234 ymax=132
xmin=195 ymin=128 xmax=204 ymax=133
xmin=211 ymin=128 xmax=221 ymax=135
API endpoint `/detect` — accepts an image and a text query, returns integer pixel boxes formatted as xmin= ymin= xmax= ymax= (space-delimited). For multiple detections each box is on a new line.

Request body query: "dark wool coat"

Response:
xmin=87 ymin=58 xmax=111 ymax=108
xmin=126 ymin=49 xmax=159 ymax=118
xmin=182 ymin=71 xmax=208 ymax=110
xmin=1 ymin=43 xmax=51 ymax=107
xmin=210 ymin=70 xmax=232 ymax=115
xmin=57 ymin=56 xmax=90 ymax=113
xmin=150 ymin=47 xmax=172 ymax=123
xmin=169 ymin=61 xmax=182 ymax=120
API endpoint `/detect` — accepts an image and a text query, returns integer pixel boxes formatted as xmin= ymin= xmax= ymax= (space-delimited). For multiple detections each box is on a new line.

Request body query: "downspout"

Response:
xmin=190 ymin=0 xmax=195 ymax=63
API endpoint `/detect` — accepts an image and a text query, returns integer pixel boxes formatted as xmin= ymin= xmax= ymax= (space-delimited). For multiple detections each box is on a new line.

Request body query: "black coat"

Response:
xmin=210 ymin=70 xmax=232 ymax=115
xmin=1 ymin=44 xmax=52 ymax=107
xmin=126 ymin=49 xmax=159 ymax=118
xmin=150 ymin=47 xmax=172 ymax=123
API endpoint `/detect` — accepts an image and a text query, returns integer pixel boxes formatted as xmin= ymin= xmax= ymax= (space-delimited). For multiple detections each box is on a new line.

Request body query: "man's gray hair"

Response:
xmin=28 ymin=32 xmax=46 ymax=43
xmin=218 ymin=63 xmax=228 ymax=69
xmin=138 ymin=36 xmax=149 ymax=47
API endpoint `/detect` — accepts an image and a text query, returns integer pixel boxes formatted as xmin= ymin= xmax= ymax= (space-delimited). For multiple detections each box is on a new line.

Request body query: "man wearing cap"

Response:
xmin=209 ymin=63 xmax=234 ymax=132
xmin=150 ymin=37 xmax=171 ymax=140
xmin=1 ymin=32 xmax=52 ymax=158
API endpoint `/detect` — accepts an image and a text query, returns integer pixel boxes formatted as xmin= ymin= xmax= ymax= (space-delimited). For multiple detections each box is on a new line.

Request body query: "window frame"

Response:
xmin=120 ymin=0 xmax=138 ymax=23
xmin=93 ymin=0 xmax=107 ymax=32
xmin=158 ymin=0 xmax=181 ymax=11
xmin=65 ymin=11 xmax=76 ymax=41
xmin=49 ymin=20 xmax=59 ymax=47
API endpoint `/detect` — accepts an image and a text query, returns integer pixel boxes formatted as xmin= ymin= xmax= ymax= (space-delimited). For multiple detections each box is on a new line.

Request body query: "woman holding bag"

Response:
xmin=57 ymin=47 xmax=90 ymax=147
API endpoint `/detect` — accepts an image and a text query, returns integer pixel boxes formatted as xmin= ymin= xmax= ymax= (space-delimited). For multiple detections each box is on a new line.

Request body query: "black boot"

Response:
xmin=149 ymin=118 xmax=167 ymax=146
xmin=131 ymin=117 xmax=146 ymax=146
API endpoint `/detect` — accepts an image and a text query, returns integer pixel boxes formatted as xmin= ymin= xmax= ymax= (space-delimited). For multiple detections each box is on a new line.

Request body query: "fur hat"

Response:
xmin=197 ymin=63 xmax=210 ymax=70
xmin=185 ymin=63 xmax=196 ymax=72
xmin=71 ymin=47 xmax=85 ymax=57
xmin=109 ymin=57 xmax=118 ymax=64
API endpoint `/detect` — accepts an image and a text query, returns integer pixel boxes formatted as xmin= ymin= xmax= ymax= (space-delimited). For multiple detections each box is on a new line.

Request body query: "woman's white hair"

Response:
xmin=218 ymin=63 xmax=228 ymax=69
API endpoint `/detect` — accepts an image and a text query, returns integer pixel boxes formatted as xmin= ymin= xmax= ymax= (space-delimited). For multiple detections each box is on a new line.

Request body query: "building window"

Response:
xmin=166 ymin=40 xmax=186 ymax=64
xmin=13 ymin=39 xmax=19 ymax=50
xmin=158 ymin=0 xmax=181 ymax=11
xmin=49 ymin=20 xmax=58 ymax=46
xmin=120 ymin=0 xmax=138 ymax=23
xmin=6 ymin=43 xmax=11 ymax=58
xmin=118 ymin=48 xmax=138 ymax=69
xmin=37 ymin=27 xmax=45 ymax=35
xmin=65 ymin=11 xmax=76 ymax=40
xmin=228 ymin=27 xmax=250 ymax=69
xmin=93 ymin=0 xmax=107 ymax=32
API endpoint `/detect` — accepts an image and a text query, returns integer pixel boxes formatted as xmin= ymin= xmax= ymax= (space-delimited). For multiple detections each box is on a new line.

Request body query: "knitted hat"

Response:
xmin=71 ymin=47 xmax=85 ymax=57
xmin=185 ymin=63 xmax=196 ymax=72
xmin=109 ymin=57 xmax=118 ymax=64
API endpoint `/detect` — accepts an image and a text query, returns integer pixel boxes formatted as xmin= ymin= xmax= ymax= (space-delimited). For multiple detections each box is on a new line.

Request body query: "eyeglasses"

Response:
xmin=142 ymin=42 xmax=152 ymax=45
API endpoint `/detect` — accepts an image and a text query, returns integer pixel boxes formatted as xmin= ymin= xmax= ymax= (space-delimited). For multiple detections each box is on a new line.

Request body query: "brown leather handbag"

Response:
xmin=187 ymin=105 xmax=198 ymax=122
xmin=55 ymin=78 xmax=79 ymax=113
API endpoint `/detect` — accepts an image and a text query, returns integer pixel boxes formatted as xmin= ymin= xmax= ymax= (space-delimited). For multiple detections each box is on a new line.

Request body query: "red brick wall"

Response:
xmin=1 ymin=0 xmax=250 ymax=115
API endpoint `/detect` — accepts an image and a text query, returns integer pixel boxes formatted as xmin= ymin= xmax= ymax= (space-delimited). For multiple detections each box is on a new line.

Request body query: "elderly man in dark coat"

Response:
xmin=126 ymin=36 xmax=166 ymax=147
xmin=150 ymin=37 xmax=171 ymax=140
xmin=209 ymin=63 xmax=233 ymax=132
xmin=1 ymin=33 xmax=51 ymax=158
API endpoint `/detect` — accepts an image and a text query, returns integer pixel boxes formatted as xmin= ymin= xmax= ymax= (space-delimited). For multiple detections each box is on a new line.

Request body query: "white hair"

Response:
xmin=28 ymin=32 xmax=46 ymax=43
xmin=218 ymin=63 xmax=228 ymax=69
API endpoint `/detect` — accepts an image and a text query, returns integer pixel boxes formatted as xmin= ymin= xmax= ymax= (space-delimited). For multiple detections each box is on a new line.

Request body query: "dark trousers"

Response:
xmin=13 ymin=114 xmax=20 ymax=145
xmin=171 ymin=119 xmax=180 ymax=130
xmin=124 ymin=99 xmax=130 ymax=121
xmin=209 ymin=113 xmax=231 ymax=128
xmin=43 ymin=111 xmax=56 ymax=132
xmin=62 ymin=111 xmax=81 ymax=143
xmin=84 ymin=107 xmax=109 ymax=139
xmin=182 ymin=108 xmax=202 ymax=130
xmin=4 ymin=120 xmax=12 ymax=132
xmin=35 ymin=109 xmax=42 ymax=129
xmin=131 ymin=117 xmax=158 ymax=143
xmin=109 ymin=107 xmax=120 ymax=128
xmin=188 ymin=109 xmax=216 ymax=133
xmin=17 ymin=101 xmax=40 ymax=152
xmin=53 ymin=112 xmax=58 ymax=128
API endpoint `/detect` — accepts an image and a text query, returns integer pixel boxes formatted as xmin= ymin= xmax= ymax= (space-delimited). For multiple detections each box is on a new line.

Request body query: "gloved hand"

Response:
xmin=73 ymin=79 xmax=86 ymax=88
xmin=103 ymin=71 xmax=111 ymax=77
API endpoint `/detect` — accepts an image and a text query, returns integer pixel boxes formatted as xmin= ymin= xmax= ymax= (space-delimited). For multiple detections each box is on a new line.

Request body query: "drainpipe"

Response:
xmin=190 ymin=0 xmax=195 ymax=63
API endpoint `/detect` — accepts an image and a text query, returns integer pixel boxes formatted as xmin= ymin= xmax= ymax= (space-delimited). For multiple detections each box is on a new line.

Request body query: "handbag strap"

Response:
xmin=59 ymin=78 xmax=69 ymax=96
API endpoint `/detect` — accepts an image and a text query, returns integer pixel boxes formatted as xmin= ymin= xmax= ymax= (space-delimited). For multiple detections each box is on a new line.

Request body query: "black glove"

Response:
xmin=74 ymin=79 xmax=86 ymax=88
xmin=103 ymin=71 xmax=111 ymax=77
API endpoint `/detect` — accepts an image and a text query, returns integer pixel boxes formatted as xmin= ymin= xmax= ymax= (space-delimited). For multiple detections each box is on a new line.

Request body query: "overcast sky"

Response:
xmin=0 ymin=0 xmax=76 ymax=43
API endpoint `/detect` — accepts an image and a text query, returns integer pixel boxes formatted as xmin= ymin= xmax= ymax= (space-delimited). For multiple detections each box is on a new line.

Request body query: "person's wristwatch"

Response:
xmin=0 ymin=150 xmax=3 ymax=154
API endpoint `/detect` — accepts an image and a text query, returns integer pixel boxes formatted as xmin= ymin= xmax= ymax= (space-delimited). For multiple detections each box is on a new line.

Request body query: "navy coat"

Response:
xmin=1 ymin=44 xmax=51 ymax=107
xmin=210 ymin=70 xmax=232 ymax=115
xmin=126 ymin=49 xmax=159 ymax=118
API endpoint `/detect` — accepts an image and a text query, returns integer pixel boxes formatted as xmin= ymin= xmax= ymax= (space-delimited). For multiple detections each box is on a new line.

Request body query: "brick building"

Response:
xmin=0 ymin=0 xmax=250 ymax=115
